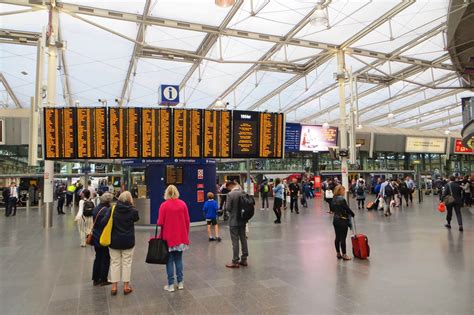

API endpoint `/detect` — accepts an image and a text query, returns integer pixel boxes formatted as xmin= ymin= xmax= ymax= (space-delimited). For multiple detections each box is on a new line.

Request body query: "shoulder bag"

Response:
xmin=99 ymin=205 xmax=115 ymax=247
xmin=146 ymin=225 xmax=169 ymax=264
xmin=325 ymin=189 xmax=334 ymax=199
xmin=443 ymin=184 xmax=455 ymax=207
xmin=86 ymin=207 xmax=106 ymax=246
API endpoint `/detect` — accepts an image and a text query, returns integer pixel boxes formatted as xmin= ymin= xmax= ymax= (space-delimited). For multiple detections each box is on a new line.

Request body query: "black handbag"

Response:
xmin=443 ymin=184 xmax=455 ymax=207
xmin=145 ymin=225 xmax=169 ymax=264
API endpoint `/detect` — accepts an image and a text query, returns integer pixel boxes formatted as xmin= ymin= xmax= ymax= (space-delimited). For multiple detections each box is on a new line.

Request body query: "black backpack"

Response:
xmin=385 ymin=184 xmax=394 ymax=197
xmin=239 ymin=193 xmax=255 ymax=222
xmin=83 ymin=200 xmax=95 ymax=217
xmin=357 ymin=185 xmax=364 ymax=195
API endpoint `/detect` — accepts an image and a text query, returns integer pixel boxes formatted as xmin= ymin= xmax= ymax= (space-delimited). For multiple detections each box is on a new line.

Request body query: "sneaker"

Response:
xmin=459 ymin=226 xmax=463 ymax=232
xmin=444 ymin=224 xmax=451 ymax=229
xmin=163 ymin=285 xmax=176 ymax=292
xmin=239 ymin=261 xmax=248 ymax=267
xmin=260 ymin=208 xmax=265 ymax=211
xmin=225 ymin=263 xmax=240 ymax=269
xmin=177 ymin=282 xmax=184 ymax=290
xmin=216 ymin=237 xmax=222 ymax=242
xmin=209 ymin=237 xmax=215 ymax=242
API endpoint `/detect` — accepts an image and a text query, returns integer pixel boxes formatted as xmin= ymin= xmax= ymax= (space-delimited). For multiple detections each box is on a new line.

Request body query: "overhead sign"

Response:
xmin=203 ymin=110 xmax=231 ymax=158
xmin=259 ymin=112 xmax=284 ymax=158
xmin=285 ymin=123 xmax=302 ymax=152
xmin=454 ymin=139 xmax=473 ymax=154
xmin=109 ymin=107 xmax=141 ymax=158
xmin=159 ymin=84 xmax=180 ymax=106
xmin=44 ymin=108 xmax=76 ymax=159
xmin=173 ymin=109 xmax=202 ymax=158
xmin=405 ymin=137 xmax=446 ymax=153
xmin=76 ymin=107 xmax=107 ymax=159
xmin=141 ymin=108 xmax=171 ymax=158
xmin=299 ymin=125 xmax=338 ymax=152
xmin=232 ymin=110 xmax=259 ymax=158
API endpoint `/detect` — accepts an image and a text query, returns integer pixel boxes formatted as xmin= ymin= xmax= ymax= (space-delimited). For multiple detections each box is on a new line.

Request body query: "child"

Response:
xmin=203 ymin=192 xmax=221 ymax=242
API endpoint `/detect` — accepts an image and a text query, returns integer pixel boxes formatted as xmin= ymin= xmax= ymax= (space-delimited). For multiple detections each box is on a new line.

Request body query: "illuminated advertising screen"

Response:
xmin=299 ymin=125 xmax=338 ymax=151
xmin=454 ymin=139 xmax=473 ymax=154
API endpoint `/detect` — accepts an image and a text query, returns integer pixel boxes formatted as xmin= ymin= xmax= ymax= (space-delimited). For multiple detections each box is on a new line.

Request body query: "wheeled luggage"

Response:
xmin=366 ymin=197 xmax=379 ymax=210
xmin=351 ymin=219 xmax=370 ymax=259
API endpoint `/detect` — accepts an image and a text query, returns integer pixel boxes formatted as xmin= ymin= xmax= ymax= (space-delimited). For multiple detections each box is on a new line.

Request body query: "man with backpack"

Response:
xmin=380 ymin=178 xmax=394 ymax=216
xmin=225 ymin=181 xmax=253 ymax=268
xmin=260 ymin=180 xmax=270 ymax=210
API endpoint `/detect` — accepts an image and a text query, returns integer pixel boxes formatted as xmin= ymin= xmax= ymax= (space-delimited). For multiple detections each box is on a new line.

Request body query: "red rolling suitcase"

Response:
xmin=351 ymin=219 xmax=370 ymax=259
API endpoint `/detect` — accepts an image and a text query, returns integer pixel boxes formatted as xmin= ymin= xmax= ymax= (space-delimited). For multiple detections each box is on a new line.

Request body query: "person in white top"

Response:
xmin=6 ymin=182 xmax=19 ymax=217
xmin=74 ymin=189 xmax=94 ymax=247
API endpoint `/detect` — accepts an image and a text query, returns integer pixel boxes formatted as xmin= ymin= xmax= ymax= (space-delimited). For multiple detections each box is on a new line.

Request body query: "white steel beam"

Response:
xmin=57 ymin=16 xmax=73 ymax=107
xmin=407 ymin=113 xmax=461 ymax=129
xmin=0 ymin=73 xmax=22 ymax=108
xmin=0 ymin=108 xmax=30 ymax=118
xmin=119 ymin=0 xmax=153 ymax=106
xmin=0 ymin=28 xmax=41 ymax=46
xmin=388 ymin=102 xmax=459 ymax=126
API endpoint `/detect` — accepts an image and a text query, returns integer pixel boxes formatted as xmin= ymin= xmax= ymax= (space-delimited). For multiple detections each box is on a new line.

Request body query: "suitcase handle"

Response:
xmin=351 ymin=216 xmax=357 ymax=235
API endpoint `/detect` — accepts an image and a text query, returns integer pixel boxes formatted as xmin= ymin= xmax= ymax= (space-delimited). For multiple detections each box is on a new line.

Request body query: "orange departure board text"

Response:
xmin=259 ymin=112 xmax=284 ymax=158
xmin=173 ymin=109 xmax=202 ymax=158
xmin=44 ymin=108 xmax=76 ymax=159
xmin=109 ymin=107 xmax=141 ymax=158
xmin=203 ymin=110 xmax=231 ymax=158
xmin=232 ymin=110 xmax=259 ymax=158
xmin=77 ymin=108 xmax=107 ymax=158
xmin=142 ymin=108 xmax=171 ymax=158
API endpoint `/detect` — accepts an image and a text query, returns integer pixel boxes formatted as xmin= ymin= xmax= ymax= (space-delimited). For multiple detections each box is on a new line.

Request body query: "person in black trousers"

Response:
xmin=92 ymin=192 xmax=113 ymax=286
xmin=288 ymin=178 xmax=300 ymax=214
xmin=56 ymin=184 xmax=66 ymax=215
xmin=331 ymin=185 xmax=355 ymax=260
xmin=442 ymin=176 xmax=463 ymax=232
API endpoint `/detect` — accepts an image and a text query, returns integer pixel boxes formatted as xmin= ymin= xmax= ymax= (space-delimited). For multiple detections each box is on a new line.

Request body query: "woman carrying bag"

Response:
xmin=331 ymin=185 xmax=355 ymax=260
xmin=157 ymin=185 xmax=190 ymax=292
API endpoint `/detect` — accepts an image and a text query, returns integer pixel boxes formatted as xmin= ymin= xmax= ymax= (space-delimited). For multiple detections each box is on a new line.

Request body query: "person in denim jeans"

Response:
xmin=157 ymin=185 xmax=190 ymax=292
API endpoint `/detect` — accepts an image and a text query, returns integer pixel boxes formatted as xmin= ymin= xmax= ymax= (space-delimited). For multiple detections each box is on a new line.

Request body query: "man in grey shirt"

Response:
xmin=225 ymin=181 xmax=249 ymax=268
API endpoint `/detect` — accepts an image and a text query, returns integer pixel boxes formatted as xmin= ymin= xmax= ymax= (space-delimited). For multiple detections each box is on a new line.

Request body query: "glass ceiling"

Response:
xmin=0 ymin=0 xmax=472 ymax=132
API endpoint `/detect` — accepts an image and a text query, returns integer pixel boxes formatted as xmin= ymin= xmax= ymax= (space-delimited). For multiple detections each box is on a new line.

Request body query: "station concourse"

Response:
xmin=0 ymin=0 xmax=474 ymax=314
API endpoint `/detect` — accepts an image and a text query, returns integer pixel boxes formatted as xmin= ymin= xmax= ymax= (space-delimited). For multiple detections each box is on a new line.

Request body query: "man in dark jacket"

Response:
xmin=225 ymin=181 xmax=248 ymax=268
xmin=2 ymin=187 xmax=9 ymax=216
xmin=92 ymin=192 xmax=113 ymax=286
xmin=442 ymin=176 xmax=463 ymax=231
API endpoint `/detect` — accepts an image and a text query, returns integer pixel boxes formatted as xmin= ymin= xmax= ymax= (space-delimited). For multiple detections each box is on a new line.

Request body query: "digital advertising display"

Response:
xmin=299 ymin=125 xmax=338 ymax=152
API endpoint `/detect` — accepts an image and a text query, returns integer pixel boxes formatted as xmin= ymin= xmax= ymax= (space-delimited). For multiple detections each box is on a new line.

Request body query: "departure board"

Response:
xmin=259 ymin=112 xmax=284 ymax=158
xmin=203 ymin=110 xmax=231 ymax=158
xmin=173 ymin=109 xmax=202 ymax=158
xmin=109 ymin=107 xmax=141 ymax=158
xmin=142 ymin=108 xmax=171 ymax=158
xmin=44 ymin=108 xmax=76 ymax=159
xmin=76 ymin=108 xmax=107 ymax=158
xmin=232 ymin=110 xmax=259 ymax=158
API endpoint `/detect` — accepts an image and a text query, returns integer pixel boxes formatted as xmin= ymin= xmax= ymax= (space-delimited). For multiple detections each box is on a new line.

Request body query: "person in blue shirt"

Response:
xmin=203 ymin=192 xmax=221 ymax=242
xmin=272 ymin=178 xmax=284 ymax=224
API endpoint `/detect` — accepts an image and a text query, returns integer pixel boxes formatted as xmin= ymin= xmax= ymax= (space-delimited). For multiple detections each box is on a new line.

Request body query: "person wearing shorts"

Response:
xmin=203 ymin=192 xmax=221 ymax=242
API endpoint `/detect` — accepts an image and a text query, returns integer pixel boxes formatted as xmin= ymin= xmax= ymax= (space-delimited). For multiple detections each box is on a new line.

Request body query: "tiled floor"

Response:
xmin=0 ymin=195 xmax=473 ymax=314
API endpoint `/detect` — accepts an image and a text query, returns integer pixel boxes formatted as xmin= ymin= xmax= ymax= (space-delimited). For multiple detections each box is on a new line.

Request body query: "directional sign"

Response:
xmin=159 ymin=84 xmax=180 ymax=106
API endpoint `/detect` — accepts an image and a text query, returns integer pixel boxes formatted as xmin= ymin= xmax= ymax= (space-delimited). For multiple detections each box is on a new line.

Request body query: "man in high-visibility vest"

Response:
xmin=66 ymin=184 xmax=76 ymax=207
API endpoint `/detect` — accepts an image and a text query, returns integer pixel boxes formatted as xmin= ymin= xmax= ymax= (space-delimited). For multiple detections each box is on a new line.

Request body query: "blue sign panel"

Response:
xmin=159 ymin=84 xmax=180 ymax=106
xmin=285 ymin=123 xmax=301 ymax=152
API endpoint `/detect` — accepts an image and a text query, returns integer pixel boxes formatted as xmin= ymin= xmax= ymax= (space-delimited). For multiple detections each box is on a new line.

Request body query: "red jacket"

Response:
xmin=157 ymin=199 xmax=190 ymax=248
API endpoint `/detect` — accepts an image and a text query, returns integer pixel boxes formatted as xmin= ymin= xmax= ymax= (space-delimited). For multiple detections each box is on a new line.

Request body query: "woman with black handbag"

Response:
xmin=331 ymin=185 xmax=355 ymax=260
xmin=157 ymin=185 xmax=190 ymax=292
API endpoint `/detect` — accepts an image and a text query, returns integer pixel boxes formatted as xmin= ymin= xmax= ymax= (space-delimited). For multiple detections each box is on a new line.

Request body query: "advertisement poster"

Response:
xmin=299 ymin=125 xmax=338 ymax=151
xmin=197 ymin=190 xmax=204 ymax=203
xmin=454 ymin=139 xmax=473 ymax=154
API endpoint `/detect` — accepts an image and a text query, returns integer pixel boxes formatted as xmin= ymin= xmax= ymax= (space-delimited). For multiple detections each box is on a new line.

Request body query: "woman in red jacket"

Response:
xmin=157 ymin=185 xmax=190 ymax=292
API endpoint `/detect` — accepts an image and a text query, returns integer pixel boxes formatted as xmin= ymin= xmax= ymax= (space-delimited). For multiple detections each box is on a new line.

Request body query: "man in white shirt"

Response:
xmin=7 ymin=182 xmax=19 ymax=217
xmin=405 ymin=176 xmax=415 ymax=204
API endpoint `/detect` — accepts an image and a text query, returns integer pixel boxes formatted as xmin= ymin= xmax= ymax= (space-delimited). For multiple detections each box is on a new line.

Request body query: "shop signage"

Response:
xmin=454 ymin=139 xmax=473 ymax=154
xmin=405 ymin=137 xmax=446 ymax=153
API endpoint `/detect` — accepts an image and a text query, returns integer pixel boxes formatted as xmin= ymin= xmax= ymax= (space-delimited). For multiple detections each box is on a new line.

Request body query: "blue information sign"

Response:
xmin=285 ymin=123 xmax=301 ymax=152
xmin=159 ymin=84 xmax=180 ymax=106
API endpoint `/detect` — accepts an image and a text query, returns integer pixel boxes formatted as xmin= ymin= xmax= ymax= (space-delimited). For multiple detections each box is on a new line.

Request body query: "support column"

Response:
xmin=29 ymin=31 xmax=44 ymax=167
xmin=337 ymin=50 xmax=349 ymax=191
xmin=43 ymin=2 xmax=59 ymax=228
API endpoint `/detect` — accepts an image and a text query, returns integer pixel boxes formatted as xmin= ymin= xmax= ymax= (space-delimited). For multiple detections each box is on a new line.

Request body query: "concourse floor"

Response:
xmin=0 ymin=195 xmax=473 ymax=315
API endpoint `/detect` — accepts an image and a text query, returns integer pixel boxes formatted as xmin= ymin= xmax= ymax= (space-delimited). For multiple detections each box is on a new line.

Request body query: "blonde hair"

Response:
xmin=118 ymin=191 xmax=133 ymax=204
xmin=207 ymin=192 xmax=214 ymax=199
xmin=164 ymin=185 xmax=180 ymax=200
xmin=333 ymin=185 xmax=346 ymax=197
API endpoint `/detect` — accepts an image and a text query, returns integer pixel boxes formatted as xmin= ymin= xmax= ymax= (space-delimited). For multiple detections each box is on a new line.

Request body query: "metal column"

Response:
xmin=337 ymin=50 xmax=349 ymax=191
xmin=43 ymin=2 xmax=59 ymax=228
xmin=29 ymin=31 xmax=44 ymax=167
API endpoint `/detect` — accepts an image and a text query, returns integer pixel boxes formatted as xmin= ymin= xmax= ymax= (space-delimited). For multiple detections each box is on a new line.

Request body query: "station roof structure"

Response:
xmin=0 ymin=0 xmax=473 ymax=133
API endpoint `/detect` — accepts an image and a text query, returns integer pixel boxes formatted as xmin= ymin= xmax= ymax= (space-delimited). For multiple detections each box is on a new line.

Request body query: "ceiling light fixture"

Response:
xmin=20 ymin=71 xmax=28 ymax=76
xmin=356 ymin=124 xmax=363 ymax=129
xmin=215 ymin=0 xmax=235 ymax=8
xmin=444 ymin=130 xmax=450 ymax=135
xmin=309 ymin=5 xmax=328 ymax=27
xmin=387 ymin=112 xmax=395 ymax=119
xmin=322 ymin=122 xmax=329 ymax=129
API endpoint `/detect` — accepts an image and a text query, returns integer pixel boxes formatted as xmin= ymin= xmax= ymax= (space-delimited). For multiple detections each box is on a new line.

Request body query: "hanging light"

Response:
xmin=444 ymin=130 xmax=450 ymax=135
xmin=356 ymin=124 xmax=363 ymax=129
xmin=309 ymin=5 xmax=328 ymax=27
xmin=387 ymin=112 xmax=395 ymax=119
xmin=322 ymin=122 xmax=330 ymax=129
xmin=215 ymin=0 xmax=235 ymax=8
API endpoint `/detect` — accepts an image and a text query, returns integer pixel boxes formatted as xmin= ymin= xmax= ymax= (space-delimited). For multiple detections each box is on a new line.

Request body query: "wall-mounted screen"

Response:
xmin=141 ymin=108 xmax=171 ymax=158
xmin=109 ymin=107 xmax=141 ymax=158
xmin=284 ymin=123 xmax=301 ymax=152
xmin=232 ymin=110 xmax=259 ymax=158
xmin=259 ymin=112 xmax=284 ymax=158
xmin=299 ymin=125 xmax=338 ymax=152
xmin=76 ymin=107 xmax=107 ymax=159
xmin=173 ymin=109 xmax=202 ymax=158
xmin=203 ymin=110 xmax=231 ymax=158
xmin=405 ymin=137 xmax=446 ymax=154
xmin=44 ymin=108 xmax=76 ymax=159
